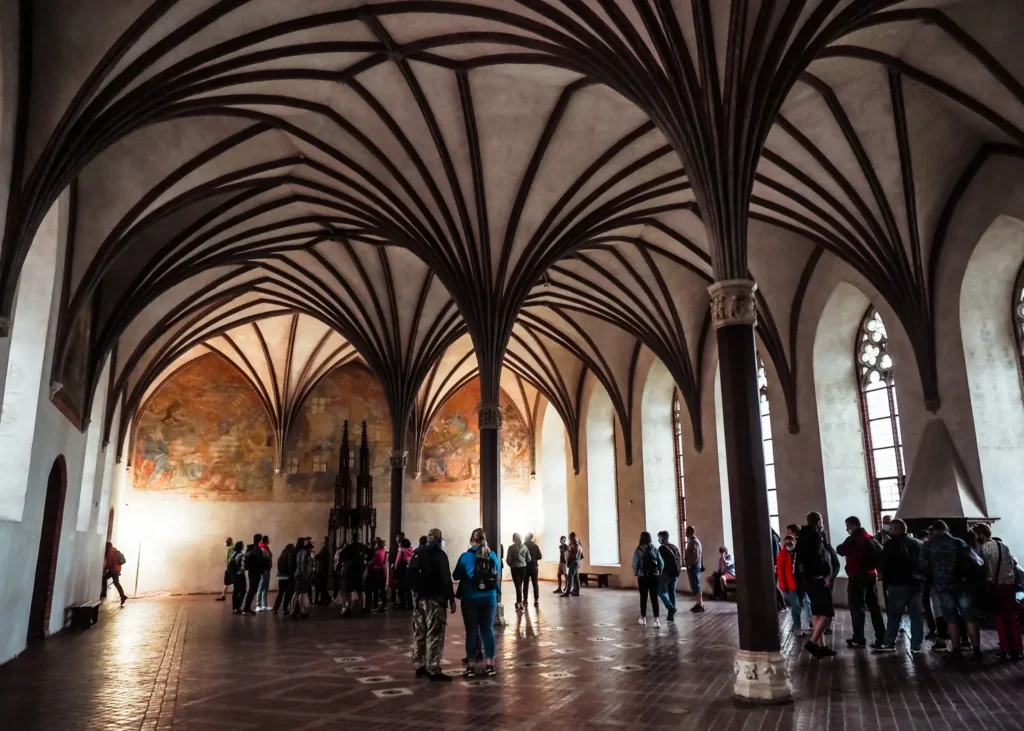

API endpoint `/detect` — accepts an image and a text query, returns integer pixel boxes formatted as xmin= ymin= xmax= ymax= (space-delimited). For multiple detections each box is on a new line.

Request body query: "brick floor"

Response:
xmin=2 ymin=585 xmax=1023 ymax=730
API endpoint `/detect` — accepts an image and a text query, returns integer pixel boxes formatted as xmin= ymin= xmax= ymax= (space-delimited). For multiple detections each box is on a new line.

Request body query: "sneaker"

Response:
xmin=232 ymin=609 xmax=241 ymax=615
xmin=415 ymin=666 xmax=428 ymax=678
xmin=869 ymin=642 xmax=886 ymax=651
xmin=691 ymin=605 xmax=705 ymax=614
xmin=515 ymin=603 xmax=523 ymax=613
xmin=482 ymin=665 xmax=496 ymax=677
xmin=428 ymin=671 xmax=452 ymax=682
xmin=462 ymin=667 xmax=476 ymax=678
xmin=215 ymin=596 xmax=226 ymax=602
xmin=932 ymin=641 xmax=949 ymax=653
xmin=872 ymin=644 xmax=896 ymax=653
xmin=638 ymin=617 xmax=647 ymax=626
xmin=910 ymin=647 xmax=924 ymax=655
xmin=819 ymin=646 xmax=837 ymax=657
xmin=241 ymin=610 xmax=253 ymax=616
xmin=120 ymin=596 xmax=127 ymax=607
xmin=553 ymin=588 xmax=562 ymax=593
xmin=804 ymin=641 xmax=823 ymax=658
xmin=846 ymin=639 xmax=866 ymax=648
xmin=924 ymin=631 xmax=938 ymax=641
xmin=654 ymin=618 xmax=661 ymax=628
xmin=666 ymin=609 xmax=676 ymax=622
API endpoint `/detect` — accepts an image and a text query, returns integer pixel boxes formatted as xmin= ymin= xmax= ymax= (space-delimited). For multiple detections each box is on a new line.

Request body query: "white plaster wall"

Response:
xmin=586 ymin=381 xmax=620 ymax=566
xmin=960 ymin=216 xmax=1024 ymax=543
xmin=641 ymin=359 xmax=679 ymax=536
xmin=539 ymin=401 xmax=569 ymax=562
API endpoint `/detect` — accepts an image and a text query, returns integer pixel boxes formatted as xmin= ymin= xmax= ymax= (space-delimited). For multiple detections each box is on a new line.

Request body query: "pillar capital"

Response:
xmin=477 ymin=403 xmax=502 ymax=430
xmin=733 ymin=650 xmax=792 ymax=704
xmin=389 ymin=450 xmax=408 ymax=470
xmin=708 ymin=279 xmax=757 ymax=329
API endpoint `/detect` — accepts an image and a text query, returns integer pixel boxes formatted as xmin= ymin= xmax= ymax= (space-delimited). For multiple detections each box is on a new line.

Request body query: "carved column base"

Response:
xmin=733 ymin=650 xmax=792 ymax=704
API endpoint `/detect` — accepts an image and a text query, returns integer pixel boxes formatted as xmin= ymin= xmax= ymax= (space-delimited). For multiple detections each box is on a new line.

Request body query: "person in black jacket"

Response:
xmin=795 ymin=512 xmax=836 ymax=658
xmin=272 ymin=543 xmax=296 ymax=615
xmin=836 ymin=516 xmax=886 ymax=649
xmin=657 ymin=530 xmax=683 ymax=621
xmin=242 ymin=533 xmax=266 ymax=615
xmin=411 ymin=528 xmax=457 ymax=681
xmin=872 ymin=519 xmax=924 ymax=653
xmin=522 ymin=533 xmax=543 ymax=607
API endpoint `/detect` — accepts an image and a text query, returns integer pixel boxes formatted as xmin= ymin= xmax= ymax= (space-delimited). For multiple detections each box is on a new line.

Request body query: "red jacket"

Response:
xmin=776 ymin=547 xmax=797 ymax=591
xmin=104 ymin=547 xmax=122 ymax=575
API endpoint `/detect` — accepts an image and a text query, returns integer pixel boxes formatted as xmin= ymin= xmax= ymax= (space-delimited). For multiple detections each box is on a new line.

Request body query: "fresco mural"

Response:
xmin=420 ymin=378 xmax=532 ymax=499
xmin=133 ymin=355 xmax=275 ymax=499
xmin=284 ymin=363 xmax=392 ymax=502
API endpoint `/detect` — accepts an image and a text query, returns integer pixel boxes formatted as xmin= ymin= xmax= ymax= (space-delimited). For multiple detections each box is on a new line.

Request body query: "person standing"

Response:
xmin=973 ymin=524 xmax=1022 ymax=660
xmin=920 ymin=520 xmax=982 ymax=659
xmin=272 ymin=542 xmax=296 ymax=615
xmin=367 ymin=537 xmax=389 ymax=612
xmin=632 ymin=532 xmax=664 ymax=627
xmin=796 ymin=512 xmax=837 ymax=658
xmin=229 ymin=541 xmax=246 ymax=614
xmin=554 ymin=536 xmax=568 ymax=594
xmin=338 ymin=537 xmax=369 ymax=616
xmin=561 ymin=533 xmax=583 ymax=597
xmin=656 ymin=530 xmax=682 ymax=621
xmin=291 ymin=539 xmax=313 ymax=619
xmin=217 ymin=537 xmax=233 ymax=601
xmin=777 ymin=533 xmax=810 ymax=636
xmin=523 ymin=533 xmax=542 ymax=607
xmin=102 ymin=542 xmax=128 ymax=606
xmin=314 ymin=537 xmax=331 ymax=605
xmin=684 ymin=525 xmax=704 ymax=613
xmin=410 ymin=528 xmax=457 ymax=681
xmin=506 ymin=533 xmax=530 ymax=612
xmin=256 ymin=535 xmax=273 ymax=612
xmin=836 ymin=516 xmax=886 ymax=649
xmin=394 ymin=538 xmax=414 ymax=609
xmin=873 ymin=519 xmax=924 ymax=653
xmin=454 ymin=528 xmax=501 ymax=678
xmin=242 ymin=534 xmax=266 ymax=615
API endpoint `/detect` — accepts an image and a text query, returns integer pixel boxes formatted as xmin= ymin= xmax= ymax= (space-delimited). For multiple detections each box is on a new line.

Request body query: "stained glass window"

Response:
xmin=856 ymin=308 xmax=905 ymax=530
xmin=757 ymin=359 xmax=780 ymax=535
xmin=672 ymin=389 xmax=686 ymax=538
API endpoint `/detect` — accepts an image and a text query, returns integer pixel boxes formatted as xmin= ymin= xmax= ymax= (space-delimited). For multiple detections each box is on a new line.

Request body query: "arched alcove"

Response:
xmin=540 ymin=401 xmax=569 ymax=559
xmin=586 ymin=383 xmax=620 ymax=566
xmin=641 ymin=358 xmax=680 ymax=537
xmin=28 ymin=456 xmax=68 ymax=640
xmin=961 ymin=215 xmax=1024 ymax=543
xmin=814 ymin=282 xmax=874 ymax=542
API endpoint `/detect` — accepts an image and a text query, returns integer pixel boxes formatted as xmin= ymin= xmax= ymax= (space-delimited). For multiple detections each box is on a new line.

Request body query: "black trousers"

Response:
xmin=847 ymin=574 xmax=886 ymax=642
xmin=638 ymin=575 xmax=660 ymax=618
xmin=273 ymin=578 xmax=293 ymax=612
xmin=510 ymin=567 xmax=526 ymax=604
xmin=523 ymin=564 xmax=540 ymax=603
xmin=102 ymin=571 xmax=127 ymax=601
xmin=232 ymin=575 xmax=247 ymax=611
xmin=244 ymin=571 xmax=261 ymax=612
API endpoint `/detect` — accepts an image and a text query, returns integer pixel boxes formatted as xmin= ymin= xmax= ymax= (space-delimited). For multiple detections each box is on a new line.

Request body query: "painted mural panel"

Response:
xmin=421 ymin=379 xmax=531 ymax=499
xmin=284 ymin=363 xmax=392 ymax=502
xmin=133 ymin=355 xmax=274 ymax=499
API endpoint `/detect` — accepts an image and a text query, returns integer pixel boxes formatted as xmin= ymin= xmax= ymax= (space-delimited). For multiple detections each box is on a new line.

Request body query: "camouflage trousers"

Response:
xmin=412 ymin=598 xmax=448 ymax=672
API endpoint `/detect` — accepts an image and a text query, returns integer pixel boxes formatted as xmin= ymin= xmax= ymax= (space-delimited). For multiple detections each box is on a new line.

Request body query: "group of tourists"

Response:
xmin=779 ymin=512 xmax=1022 ymax=661
xmin=219 ymin=534 xmax=316 ymax=618
xmin=631 ymin=526 xmax=705 ymax=625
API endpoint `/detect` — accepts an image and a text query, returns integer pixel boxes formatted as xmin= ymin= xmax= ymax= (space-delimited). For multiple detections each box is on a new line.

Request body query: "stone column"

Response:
xmin=708 ymin=279 xmax=791 ymax=704
xmin=389 ymin=449 xmax=407 ymax=554
xmin=478 ymin=403 xmax=502 ymax=548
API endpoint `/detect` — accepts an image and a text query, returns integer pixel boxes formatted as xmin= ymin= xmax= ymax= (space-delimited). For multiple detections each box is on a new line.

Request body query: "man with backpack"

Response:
xmin=102 ymin=541 xmax=128 ymax=606
xmin=632 ymin=532 xmax=664 ymax=627
xmin=796 ymin=512 xmax=837 ymax=658
xmin=920 ymin=520 xmax=983 ymax=659
xmin=409 ymin=528 xmax=456 ymax=681
xmin=242 ymin=533 xmax=267 ymax=615
xmin=873 ymin=519 xmax=924 ymax=653
xmin=656 ymin=530 xmax=682 ymax=621
xmin=836 ymin=516 xmax=886 ymax=649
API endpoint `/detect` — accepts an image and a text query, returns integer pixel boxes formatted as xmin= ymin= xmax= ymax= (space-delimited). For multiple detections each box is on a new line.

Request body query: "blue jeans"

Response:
xmin=462 ymin=595 xmax=497 ymax=660
xmin=565 ymin=561 xmax=580 ymax=594
xmin=883 ymin=584 xmax=924 ymax=650
xmin=936 ymin=589 xmax=976 ymax=624
xmin=783 ymin=590 xmax=811 ymax=630
xmin=658 ymin=574 xmax=678 ymax=611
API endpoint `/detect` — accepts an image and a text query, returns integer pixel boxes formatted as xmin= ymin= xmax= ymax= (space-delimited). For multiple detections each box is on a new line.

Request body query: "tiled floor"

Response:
xmin=3 ymin=585 xmax=1024 ymax=730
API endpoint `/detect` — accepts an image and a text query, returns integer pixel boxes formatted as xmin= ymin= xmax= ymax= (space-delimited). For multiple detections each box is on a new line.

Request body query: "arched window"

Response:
xmin=856 ymin=308 xmax=906 ymax=530
xmin=757 ymin=359 xmax=780 ymax=534
xmin=1013 ymin=263 xmax=1024 ymax=399
xmin=672 ymin=389 xmax=686 ymax=538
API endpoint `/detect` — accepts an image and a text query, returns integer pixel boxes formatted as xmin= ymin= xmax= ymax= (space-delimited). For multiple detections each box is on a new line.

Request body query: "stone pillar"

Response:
xmin=478 ymin=403 xmax=502 ymax=548
xmin=389 ymin=449 xmax=407 ymax=553
xmin=709 ymin=279 xmax=791 ymax=704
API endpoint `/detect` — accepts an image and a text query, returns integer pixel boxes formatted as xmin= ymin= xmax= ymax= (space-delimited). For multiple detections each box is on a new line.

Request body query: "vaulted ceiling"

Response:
xmin=0 ymin=0 xmax=1021 ymax=454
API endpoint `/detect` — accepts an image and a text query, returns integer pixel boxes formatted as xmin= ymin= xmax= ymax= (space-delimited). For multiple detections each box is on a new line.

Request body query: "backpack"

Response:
xmin=243 ymin=546 xmax=264 ymax=573
xmin=116 ymin=550 xmax=126 ymax=566
xmin=407 ymin=550 xmax=443 ymax=596
xmin=640 ymin=546 xmax=661 ymax=577
xmin=661 ymin=544 xmax=681 ymax=577
xmin=864 ymin=536 xmax=884 ymax=570
xmin=473 ymin=552 xmax=498 ymax=592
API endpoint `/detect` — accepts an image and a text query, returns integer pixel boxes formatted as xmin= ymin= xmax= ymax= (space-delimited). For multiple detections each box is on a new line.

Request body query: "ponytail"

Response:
xmin=470 ymin=528 xmax=490 ymax=558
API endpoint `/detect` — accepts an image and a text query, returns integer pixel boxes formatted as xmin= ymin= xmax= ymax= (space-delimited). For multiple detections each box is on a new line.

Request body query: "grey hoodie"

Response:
xmin=506 ymin=542 xmax=531 ymax=568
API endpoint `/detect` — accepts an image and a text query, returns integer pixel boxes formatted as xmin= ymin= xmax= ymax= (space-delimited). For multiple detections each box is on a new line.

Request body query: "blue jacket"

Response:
xmin=632 ymin=545 xmax=664 ymax=577
xmin=454 ymin=549 xmax=501 ymax=601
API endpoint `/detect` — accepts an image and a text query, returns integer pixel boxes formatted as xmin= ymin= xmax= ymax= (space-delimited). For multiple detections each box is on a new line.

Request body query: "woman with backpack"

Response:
xmin=632 ymin=532 xmax=664 ymax=627
xmin=230 ymin=541 xmax=246 ymax=614
xmin=506 ymin=533 xmax=531 ymax=612
xmin=453 ymin=528 xmax=501 ymax=677
xmin=290 ymin=540 xmax=313 ymax=619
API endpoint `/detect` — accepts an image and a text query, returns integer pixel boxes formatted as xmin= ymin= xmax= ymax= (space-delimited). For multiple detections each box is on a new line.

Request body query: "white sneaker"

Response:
xmin=638 ymin=617 xmax=647 ymax=626
xmin=654 ymin=619 xmax=661 ymax=628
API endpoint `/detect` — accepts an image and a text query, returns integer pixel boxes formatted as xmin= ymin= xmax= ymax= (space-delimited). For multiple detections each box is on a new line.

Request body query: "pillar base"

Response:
xmin=732 ymin=650 xmax=792 ymax=704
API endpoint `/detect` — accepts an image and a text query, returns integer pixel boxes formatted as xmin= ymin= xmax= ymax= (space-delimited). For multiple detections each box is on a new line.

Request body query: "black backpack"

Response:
xmin=243 ymin=546 xmax=264 ymax=573
xmin=408 ymin=550 xmax=443 ymax=596
xmin=661 ymin=544 xmax=681 ymax=577
xmin=641 ymin=546 xmax=661 ymax=577
xmin=473 ymin=552 xmax=498 ymax=592
xmin=955 ymin=543 xmax=987 ymax=587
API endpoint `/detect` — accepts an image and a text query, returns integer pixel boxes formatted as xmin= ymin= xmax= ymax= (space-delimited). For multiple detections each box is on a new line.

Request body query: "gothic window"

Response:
xmin=856 ymin=308 xmax=906 ymax=529
xmin=310 ymin=397 xmax=328 ymax=415
xmin=287 ymin=456 xmax=299 ymax=474
xmin=1013 ymin=264 xmax=1024 ymax=399
xmin=757 ymin=360 xmax=780 ymax=535
xmin=313 ymin=457 xmax=328 ymax=473
xmin=672 ymin=389 xmax=686 ymax=538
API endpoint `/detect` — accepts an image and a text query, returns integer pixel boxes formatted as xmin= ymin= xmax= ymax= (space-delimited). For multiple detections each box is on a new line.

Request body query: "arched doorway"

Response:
xmin=28 ymin=456 xmax=68 ymax=640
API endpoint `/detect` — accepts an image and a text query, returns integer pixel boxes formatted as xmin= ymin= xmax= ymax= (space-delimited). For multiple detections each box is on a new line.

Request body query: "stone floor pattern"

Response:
xmin=2 ymin=585 xmax=1024 ymax=730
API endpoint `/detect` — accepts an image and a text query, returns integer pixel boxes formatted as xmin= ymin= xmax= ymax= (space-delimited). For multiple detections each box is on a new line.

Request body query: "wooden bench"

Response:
xmin=578 ymin=572 xmax=611 ymax=588
xmin=66 ymin=600 xmax=102 ymax=631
